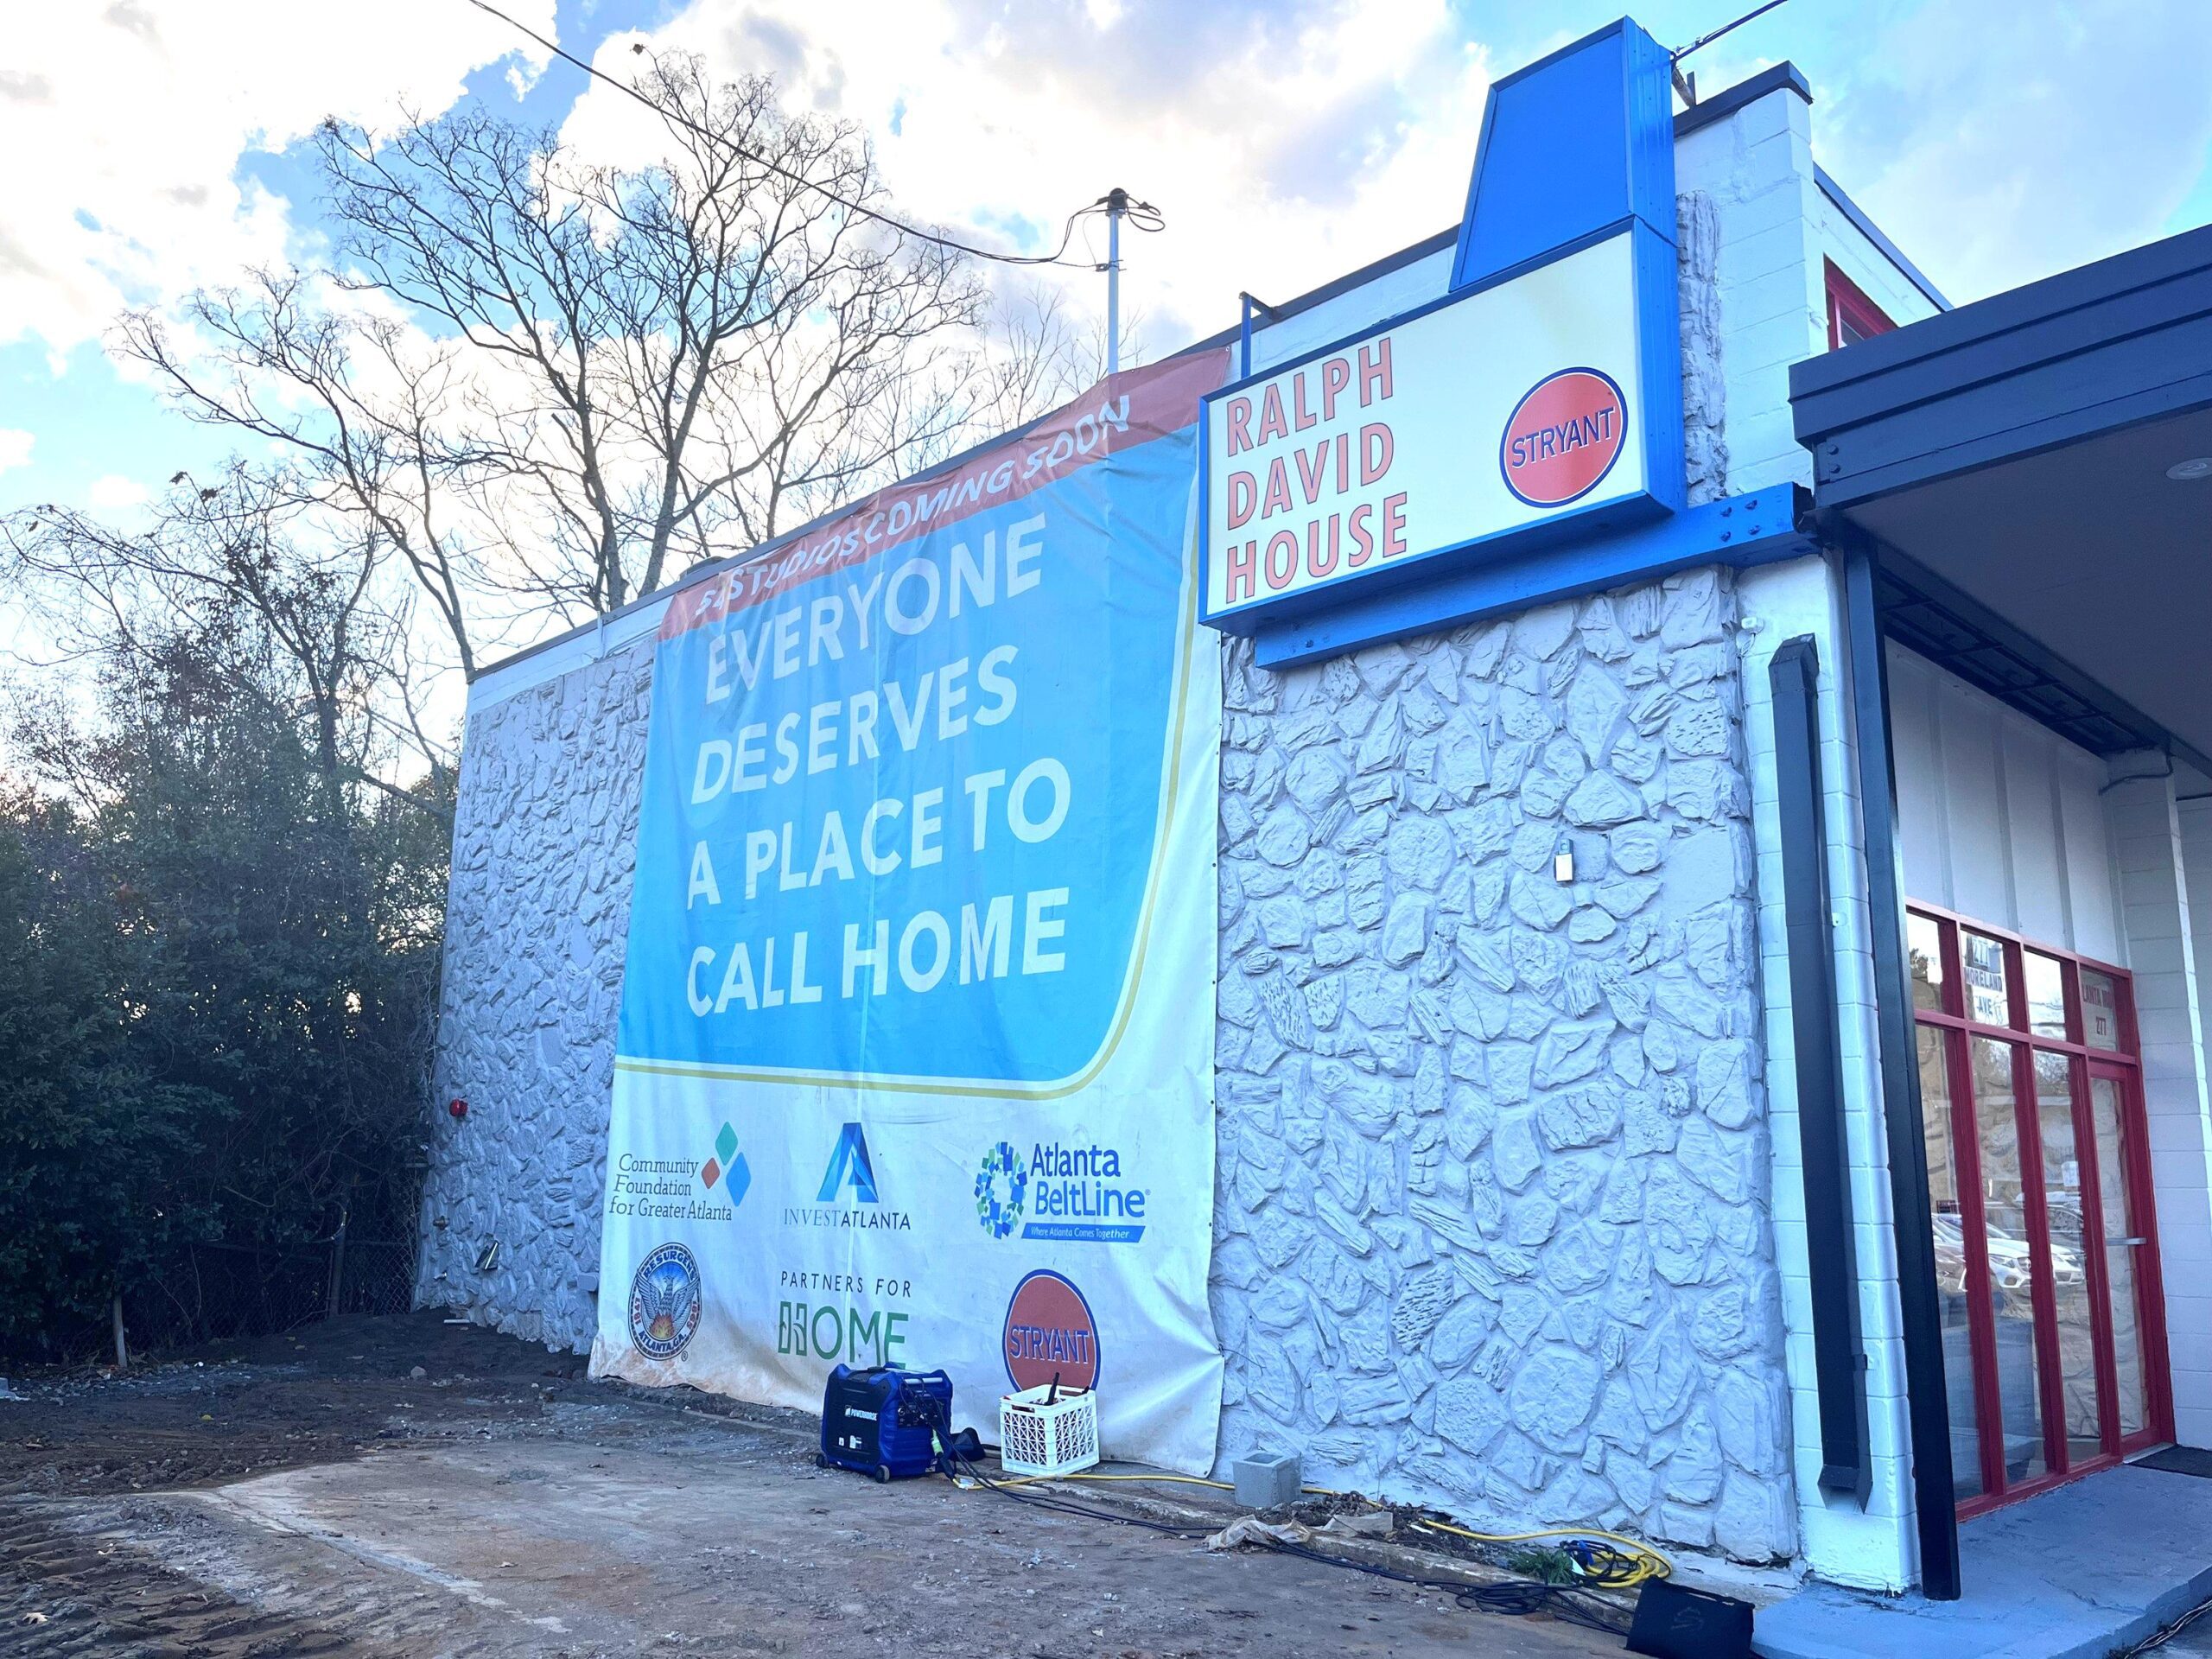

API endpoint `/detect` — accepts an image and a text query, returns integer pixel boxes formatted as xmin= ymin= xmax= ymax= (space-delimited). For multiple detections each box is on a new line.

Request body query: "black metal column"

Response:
xmin=1769 ymin=635 xmax=1872 ymax=1504
xmin=1842 ymin=543 xmax=1961 ymax=1599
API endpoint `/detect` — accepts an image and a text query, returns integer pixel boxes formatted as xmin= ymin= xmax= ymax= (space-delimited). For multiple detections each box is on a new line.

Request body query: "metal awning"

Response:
xmin=1791 ymin=223 xmax=2212 ymax=782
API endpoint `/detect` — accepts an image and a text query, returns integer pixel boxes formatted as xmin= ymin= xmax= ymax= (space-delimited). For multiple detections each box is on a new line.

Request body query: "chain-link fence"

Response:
xmin=113 ymin=1224 xmax=421 ymax=1354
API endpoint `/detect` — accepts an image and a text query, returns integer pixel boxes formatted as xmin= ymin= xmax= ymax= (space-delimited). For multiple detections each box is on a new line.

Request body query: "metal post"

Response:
xmin=1842 ymin=542 xmax=1962 ymax=1599
xmin=1237 ymin=292 xmax=1280 ymax=381
xmin=326 ymin=1208 xmax=350 ymax=1322
xmin=1104 ymin=187 xmax=1128 ymax=376
xmin=111 ymin=1294 xmax=129 ymax=1373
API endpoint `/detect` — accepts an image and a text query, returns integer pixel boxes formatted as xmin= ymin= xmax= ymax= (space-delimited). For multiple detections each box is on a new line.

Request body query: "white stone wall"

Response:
xmin=415 ymin=638 xmax=656 ymax=1351
xmin=417 ymin=569 xmax=1802 ymax=1561
xmin=1205 ymin=570 xmax=1796 ymax=1560
xmin=408 ymin=73 xmax=1961 ymax=1570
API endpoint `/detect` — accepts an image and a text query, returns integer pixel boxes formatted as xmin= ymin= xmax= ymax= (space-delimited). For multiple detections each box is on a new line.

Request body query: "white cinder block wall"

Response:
xmin=2176 ymin=799 xmax=2212 ymax=1446
xmin=2112 ymin=778 xmax=2212 ymax=1448
xmin=1676 ymin=73 xmax=1946 ymax=1592
xmin=1736 ymin=559 xmax=1916 ymax=1592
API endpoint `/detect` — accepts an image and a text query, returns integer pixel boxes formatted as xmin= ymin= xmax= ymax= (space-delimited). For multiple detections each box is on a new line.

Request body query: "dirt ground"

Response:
xmin=0 ymin=1311 xmax=1635 ymax=1657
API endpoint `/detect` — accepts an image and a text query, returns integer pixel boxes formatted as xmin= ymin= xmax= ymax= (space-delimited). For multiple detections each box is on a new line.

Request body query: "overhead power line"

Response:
xmin=1672 ymin=0 xmax=1793 ymax=62
xmin=461 ymin=0 xmax=1154 ymax=271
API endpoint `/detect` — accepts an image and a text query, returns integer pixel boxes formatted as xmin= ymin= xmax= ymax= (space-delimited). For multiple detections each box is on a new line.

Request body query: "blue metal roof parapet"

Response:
xmin=1249 ymin=486 xmax=1811 ymax=670
xmin=1450 ymin=16 xmax=1686 ymax=525
xmin=1451 ymin=17 xmax=1676 ymax=291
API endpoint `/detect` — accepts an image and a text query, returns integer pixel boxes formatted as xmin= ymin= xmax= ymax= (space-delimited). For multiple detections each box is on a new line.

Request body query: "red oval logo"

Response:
xmin=1500 ymin=368 xmax=1628 ymax=507
xmin=1002 ymin=1269 xmax=1099 ymax=1392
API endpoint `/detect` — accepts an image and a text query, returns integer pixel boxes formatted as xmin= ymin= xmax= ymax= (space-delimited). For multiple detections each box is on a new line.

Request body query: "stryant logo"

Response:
xmin=1003 ymin=1268 xmax=1100 ymax=1391
xmin=976 ymin=1140 xmax=1147 ymax=1244
xmin=1499 ymin=367 xmax=1628 ymax=508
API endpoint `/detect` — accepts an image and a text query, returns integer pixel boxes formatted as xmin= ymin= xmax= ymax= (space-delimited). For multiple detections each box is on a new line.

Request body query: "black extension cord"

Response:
xmin=948 ymin=1454 xmax=1630 ymax=1639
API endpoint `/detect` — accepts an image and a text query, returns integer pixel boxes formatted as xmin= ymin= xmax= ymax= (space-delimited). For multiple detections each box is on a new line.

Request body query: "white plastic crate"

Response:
xmin=998 ymin=1384 xmax=1099 ymax=1478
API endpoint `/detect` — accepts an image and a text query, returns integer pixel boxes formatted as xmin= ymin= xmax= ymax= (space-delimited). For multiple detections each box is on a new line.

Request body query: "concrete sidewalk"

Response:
xmin=1755 ymin=1465 xmax=2212 ymax=1659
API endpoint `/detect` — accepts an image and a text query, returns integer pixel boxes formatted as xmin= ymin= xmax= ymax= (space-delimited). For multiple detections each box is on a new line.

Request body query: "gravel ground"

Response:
xmin=0 ymin=1312 xmax=1631 ymax=1657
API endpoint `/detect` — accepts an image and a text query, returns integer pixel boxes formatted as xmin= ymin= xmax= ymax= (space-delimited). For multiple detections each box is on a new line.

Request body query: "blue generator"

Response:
xmin=817 ymin=1364 xmax=955 ymax=1482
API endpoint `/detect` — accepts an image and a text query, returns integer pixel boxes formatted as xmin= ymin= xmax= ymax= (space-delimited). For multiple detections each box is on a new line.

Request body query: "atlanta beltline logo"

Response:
xmin=607 ymin=1122 xmax=747 ymax=1222
xmin=784 ymin=1122 xmax=912 ymax=1232
xmin=973 ymin=1139 xmax=1147 ymax=1244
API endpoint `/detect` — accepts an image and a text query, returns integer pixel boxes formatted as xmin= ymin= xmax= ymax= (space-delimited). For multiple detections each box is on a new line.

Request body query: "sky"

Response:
xmin=2 ymin=0 xmax=2208 ymax=629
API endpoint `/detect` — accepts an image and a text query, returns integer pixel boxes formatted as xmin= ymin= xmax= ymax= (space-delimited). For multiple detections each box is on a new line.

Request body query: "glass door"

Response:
xmin=2087 ymin=1061 xmax=2165 ymax=1451
xmin=1907 ymin=909 xmax=2173 ymax=1515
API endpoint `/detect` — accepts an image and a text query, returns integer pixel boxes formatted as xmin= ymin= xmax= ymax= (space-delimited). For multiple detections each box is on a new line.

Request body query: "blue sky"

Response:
xmin=3 ymin=0 xmax=2207 ymax=531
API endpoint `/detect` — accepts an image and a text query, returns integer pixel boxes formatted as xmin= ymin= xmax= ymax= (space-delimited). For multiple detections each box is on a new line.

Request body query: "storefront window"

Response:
xmin=1907 ymin=907 xmax=2164 ymax=1515
xmin=1919 ymin=1026 xmax=1982 ymax=1499
xmin=1972 ymin=1035 xmax=2049 ymax=1485
xmin=1963 ymin=932 xmax=2012 ymax=1027
xmin=2081 ymin=969 xmax=2123 ymax=1052
xmin=2035 ymin=1050 xmax=2099 ymax=1465
xmin=2024 ymin=952 xmax=2068 ymax=1041
xmin=2089 ymin=1075 xmax=2151 ymax=1437
xmin=1910 ymin=912 xmax=1948 ymax=1013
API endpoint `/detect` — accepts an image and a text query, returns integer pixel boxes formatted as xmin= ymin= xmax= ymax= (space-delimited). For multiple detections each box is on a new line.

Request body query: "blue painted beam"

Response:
xmin=1249 ymin=487 xmax=1809 ymax=671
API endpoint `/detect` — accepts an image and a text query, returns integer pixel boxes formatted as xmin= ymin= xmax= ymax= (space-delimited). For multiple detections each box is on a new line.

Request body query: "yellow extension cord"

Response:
xmin=978 ymin=1468 xmax=1674 ymax=1586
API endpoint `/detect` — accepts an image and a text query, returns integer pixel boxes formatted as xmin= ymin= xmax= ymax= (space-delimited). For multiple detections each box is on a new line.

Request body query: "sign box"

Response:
xmin=1200 ymin=230 xmax=1662 ymax=629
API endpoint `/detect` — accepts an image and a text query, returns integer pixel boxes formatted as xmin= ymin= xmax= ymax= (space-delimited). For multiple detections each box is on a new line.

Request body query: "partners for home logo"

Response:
xmin=1499 ymin=366 xmax=1628 ymax=508
xmin=784 ymin=1122 xmax=910 ymax=1231
xmin=628 ymin=1241 xmax=702 ymax=1361
xmin=975 ymin=1139 xmax=1146 ymax=1244
xmin=975 ymin=1141 xmax=1028 ymax=1239
xmin=1002 ymin=1268 xmax=1101 ymax=1392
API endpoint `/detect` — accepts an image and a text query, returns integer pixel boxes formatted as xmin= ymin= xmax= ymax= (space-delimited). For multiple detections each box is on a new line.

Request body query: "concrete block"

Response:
xmin=1233 ymin=1451 xmax=1302 ymax=1510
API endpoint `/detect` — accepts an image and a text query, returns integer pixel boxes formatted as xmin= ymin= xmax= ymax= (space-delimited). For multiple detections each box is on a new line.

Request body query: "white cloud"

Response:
xmin=86 ymin=473 xmax=151 ymax=512
xmin=563 ymin=0 xmax=1494 ymax=359
xmin=0 ymin=0 xmax=557 ymax=353
xmin=0 ymin=429 xmax=31 ymax=474
xmin=1795 ymin=0 xmax=2212 ymax=302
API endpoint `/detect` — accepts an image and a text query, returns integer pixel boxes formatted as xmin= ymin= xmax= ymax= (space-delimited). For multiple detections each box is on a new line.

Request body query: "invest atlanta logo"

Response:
xmin=974 ymin=1139 xmax=1147 ymax=1244
xmin=784 ymin=1122 xmax=912 ymax=1232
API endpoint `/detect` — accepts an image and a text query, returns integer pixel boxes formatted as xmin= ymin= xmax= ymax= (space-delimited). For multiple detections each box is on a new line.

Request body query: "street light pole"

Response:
xmin=1104 ymin=186 xmax=1128 ymax=376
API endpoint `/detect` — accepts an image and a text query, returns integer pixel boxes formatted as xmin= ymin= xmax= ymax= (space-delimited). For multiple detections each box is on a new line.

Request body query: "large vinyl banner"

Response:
xmin=591 ymin=351 xmax=1229 ymax=1473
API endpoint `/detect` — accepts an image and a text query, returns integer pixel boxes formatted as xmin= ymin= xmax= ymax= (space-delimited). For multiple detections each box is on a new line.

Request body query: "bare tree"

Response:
xmin=116 ymin=55 xmax=995 ymax=674
xmin=1 ymin=470 xmax=445 ymax=813
xmin=118 ymin=280 xmax=485 ymax=677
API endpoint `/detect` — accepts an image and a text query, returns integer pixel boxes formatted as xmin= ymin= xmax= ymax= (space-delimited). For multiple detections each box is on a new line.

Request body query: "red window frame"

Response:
xmin=1824 ymin=257 xmax=1896 ymax=351
xmin=1909 ymin=903 xmax=2175 ymax=1519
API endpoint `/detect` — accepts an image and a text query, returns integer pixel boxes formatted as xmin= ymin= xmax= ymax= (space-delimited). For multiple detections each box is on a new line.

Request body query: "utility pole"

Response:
xmin=1103 ymin=186 xmax=1128 ymax=376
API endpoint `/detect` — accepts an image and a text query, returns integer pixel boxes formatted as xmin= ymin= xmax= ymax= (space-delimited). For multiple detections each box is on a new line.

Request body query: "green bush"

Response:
xmin=0 ymin=672 xmax=448 ymax=1357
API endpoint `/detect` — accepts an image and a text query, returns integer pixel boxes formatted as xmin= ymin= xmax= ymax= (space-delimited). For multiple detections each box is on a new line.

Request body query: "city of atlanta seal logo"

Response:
xmin=628 ymin=1241 xmax=702 ymax=1360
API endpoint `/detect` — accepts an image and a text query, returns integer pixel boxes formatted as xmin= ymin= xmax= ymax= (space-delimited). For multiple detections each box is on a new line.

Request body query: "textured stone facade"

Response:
xmin=422 ymin=568 xmax=1799 ymax=1563
xmin=1205 ymin=569 xmax=1797 ymax=1562
xmin=416 ymin=639 xmax=655 ymax=1353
